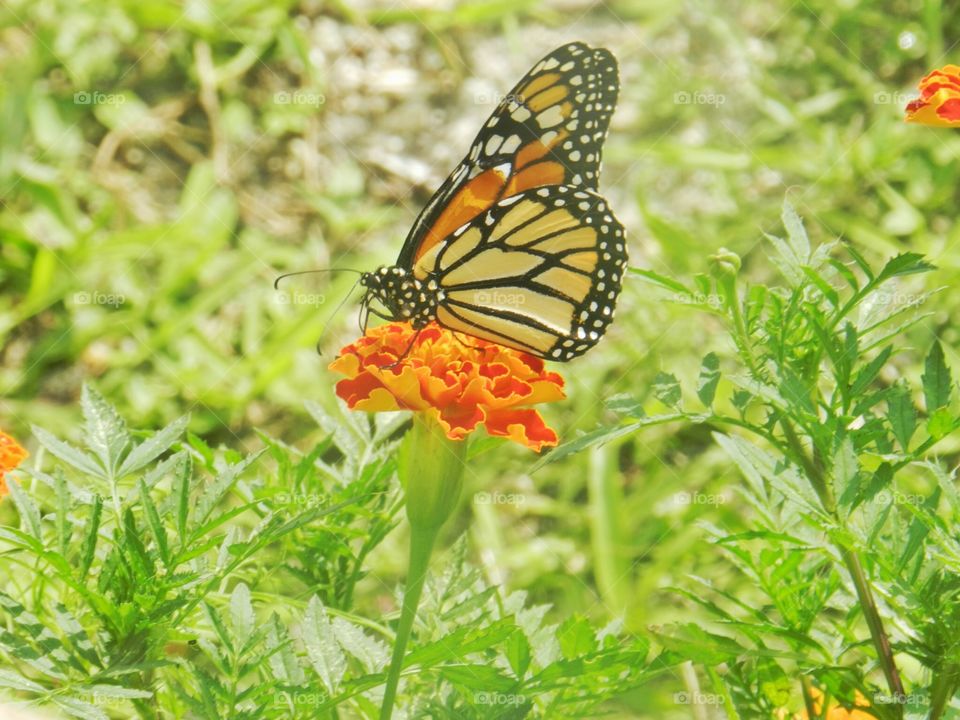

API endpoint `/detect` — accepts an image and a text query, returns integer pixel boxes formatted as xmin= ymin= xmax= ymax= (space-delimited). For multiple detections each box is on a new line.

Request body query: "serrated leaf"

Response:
xmin=887 ymin=383 xmax=916 ymax=451
xmin=922 ymin=341 xmax=952 ymax=412
xmin=81 ymin=385 xmax=130 ymax=476
xmin=557 ymin=615 xmax=596 ymax=660
xmin=31 ymin=426 xmax=103 ymax=477
xmin=6 ymin=477 xmax=42 ymax=539
xmin=875 ymin=252 xmax=934 ymax=283
xmin=781 ymin=200 xmax=811 ymax=262
xmin=697 ymin=352 xmax=721 ymax=407
xmin=79 ymin=494 xmax=103 ymax=581
xmin=230 ymin=583 xmax=255 ymax=647
xmin=0 ymin=668 xmax=45 ymax=692
xmin=926 ymin=408 xmax=958 ymax=441
xmin=117 ymin=415 xmax=189 ymax=476
xmin=138 ymin=479 xmax=169 ymax=567
xmin=301 ymin=596 xmax=346 ymax=693
xmin=331 ymin=617 xmax=389 ymax=673
xmin=831 ymin=436 xmax=859 ymax=502
xmin=653 ymin=372 xmax=681 ymax=408
xmin=505 ymin=630 xmax=531 ymax=679
xmin=441 ymin=664 xmax=517 ymax=692
xmin=265 ymin=614 xmax=305 ymax=685
xmin=850 ymin=346 xmax=892 ymax=397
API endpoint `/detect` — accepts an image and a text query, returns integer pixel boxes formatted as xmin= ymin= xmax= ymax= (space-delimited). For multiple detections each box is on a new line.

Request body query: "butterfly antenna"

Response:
xmin=273 ymin=268 xmax=361 ymax=291
xmin=314 ymin=275 xmax=365 ymax=357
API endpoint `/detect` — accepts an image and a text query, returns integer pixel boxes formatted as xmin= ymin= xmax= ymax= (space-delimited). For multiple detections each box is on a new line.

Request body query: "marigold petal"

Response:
xmin=483 ymin=408 xmax=558 ymax=452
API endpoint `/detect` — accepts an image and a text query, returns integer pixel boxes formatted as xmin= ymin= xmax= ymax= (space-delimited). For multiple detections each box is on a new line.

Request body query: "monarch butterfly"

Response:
xmin=360 ymin=42 xmax=626 ymax=361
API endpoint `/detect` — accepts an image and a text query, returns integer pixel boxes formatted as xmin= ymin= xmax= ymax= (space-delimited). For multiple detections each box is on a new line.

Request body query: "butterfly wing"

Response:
xmin=412 ymin=185 xmax=627 ymax=360
xmin=398 ymin=42 xmax=619 ymax=269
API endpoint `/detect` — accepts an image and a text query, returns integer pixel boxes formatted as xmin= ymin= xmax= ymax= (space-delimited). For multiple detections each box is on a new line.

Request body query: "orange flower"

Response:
xmin=905 ymin=64 xmax=960 ymax=126
xmin=0 ymin=431 xmax=29 ymax=499
xmin=329 ymin=322 xmax=565 ymax=451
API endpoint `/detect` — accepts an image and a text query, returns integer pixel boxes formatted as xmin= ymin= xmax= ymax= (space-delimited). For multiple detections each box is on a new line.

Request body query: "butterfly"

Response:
xmin=359 ymin=41 xmax=626 ymax=361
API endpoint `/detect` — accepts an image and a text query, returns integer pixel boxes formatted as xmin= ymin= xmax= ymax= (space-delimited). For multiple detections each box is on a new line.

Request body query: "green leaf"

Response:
xmin=653 ymin=372 xmax=681 ymax=408
xmin=441 ymin=664 xmax=517 ymax=692
xmin=831 ymin=436 xmax=859 ymax=504
xmin=331 ymin=617 xmax=389 ymax=674
xmin=81 ymin=385 xmax=130 ymax=476
xmin=629 ymin=267 xmax=691 ymax=295
xmin=31 ymin=425 xmax=103 ymax=477
xmin=138 ymin=478 xmax=169 ymax=567
xmin=6 ymin=477 xmax=42 ymax=539
xmin=230 ymin=582 xmax=255 ymax=647
xmin=79 ymin=494 xmax=103 ymax=581
xmin=850 ymin=346 xmax=892 ymax=398
xmin=117 ymin=414 xmax=189 ymax=476
xmin=926 ymin=408 xmax=959 ymax=441
xmin=781 ymin=200 xmax=811 ymax=263
xmin=875 ymin=252 xmax=935 ymax=283
xmin=887 ymin=383 xmax=916 ymax=451
xmin=302 ymin=596 xmax=346 ymax=693
xmin=922 ymin=341 xmax=952 ymax=412
xmin=505 ymin=630 xmax=531 ymax=679
xmin=696 ymin=352 xmax=721 ymax=407
xmin=405 ymin=617 xmax=516 ymax=668
xmin=558 ymin=615 xmax=597 ymax=660
xmin=265 ymin=614 xmax=305 ymax=685
xmin=0 ymin=668 xmax=45 ymax=693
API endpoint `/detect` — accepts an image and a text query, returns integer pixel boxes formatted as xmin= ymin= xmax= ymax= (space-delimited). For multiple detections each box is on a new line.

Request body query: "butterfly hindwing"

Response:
xmin=398 ymin=42 xmax=619 ymax=268
xmin=413 ymin=185 xmax=627 ymax=360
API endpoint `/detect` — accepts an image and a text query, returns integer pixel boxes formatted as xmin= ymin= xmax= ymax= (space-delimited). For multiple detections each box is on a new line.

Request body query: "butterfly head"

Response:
xmin=359 ymin=265 xmax=440 ymax=329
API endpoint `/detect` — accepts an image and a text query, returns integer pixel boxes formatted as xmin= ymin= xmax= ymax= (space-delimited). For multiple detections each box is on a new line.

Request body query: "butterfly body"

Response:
xmin=361 ymin=42 xmax=626 ymax=361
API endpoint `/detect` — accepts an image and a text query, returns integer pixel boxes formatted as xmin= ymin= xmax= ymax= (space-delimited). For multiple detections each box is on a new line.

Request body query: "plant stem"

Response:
xmin=781 ymin=418 xmax=904 ymax=715
xmin=927 ymin=663 xmax=958 ymax=720
xmin=379 ymin=522 xmax=439 ymax=720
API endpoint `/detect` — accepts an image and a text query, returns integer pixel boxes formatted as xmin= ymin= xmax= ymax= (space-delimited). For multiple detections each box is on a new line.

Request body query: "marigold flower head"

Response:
xmin=905 ymin=64 xmax=960 ymax=126
xmin=0 ymin=431 xmax=29 ymax=499
xmin=329 ymin=322 xmax=565 ymax=451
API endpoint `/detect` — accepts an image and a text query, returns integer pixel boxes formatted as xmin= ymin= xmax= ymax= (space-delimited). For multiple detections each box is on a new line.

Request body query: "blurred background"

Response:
xmin=1 ymin=0 xmax=958 ymax=715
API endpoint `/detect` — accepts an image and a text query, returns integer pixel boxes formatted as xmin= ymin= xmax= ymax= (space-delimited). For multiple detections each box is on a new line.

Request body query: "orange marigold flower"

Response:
xmin=329 ymin=322 xmax=565 ymax=451
xmin=0 ymin=431 xmax=29 ymax=499
xmin=905 ymin=64 xmax=960 ymax=126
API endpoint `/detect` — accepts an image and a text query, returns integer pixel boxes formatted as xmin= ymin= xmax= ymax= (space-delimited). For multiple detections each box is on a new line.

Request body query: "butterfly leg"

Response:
xmin=378 ymin=326 xmax=423 ymax=369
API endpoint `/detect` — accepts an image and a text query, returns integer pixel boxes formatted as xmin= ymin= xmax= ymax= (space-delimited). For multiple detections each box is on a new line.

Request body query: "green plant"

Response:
xmin=542 ymin=201 xmax=959 ymax=718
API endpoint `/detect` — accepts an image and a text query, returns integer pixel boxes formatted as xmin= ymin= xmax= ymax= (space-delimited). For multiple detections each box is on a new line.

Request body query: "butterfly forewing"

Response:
xmin=414 ymin=185 xmax=627 ymax=360
xmin=398 ymin=42 xmax=619 ymax=268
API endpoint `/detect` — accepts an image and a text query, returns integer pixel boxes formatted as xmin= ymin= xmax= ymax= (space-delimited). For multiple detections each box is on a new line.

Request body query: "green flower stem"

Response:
xmin=379 ymin=414 xmax=467 ymax=720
